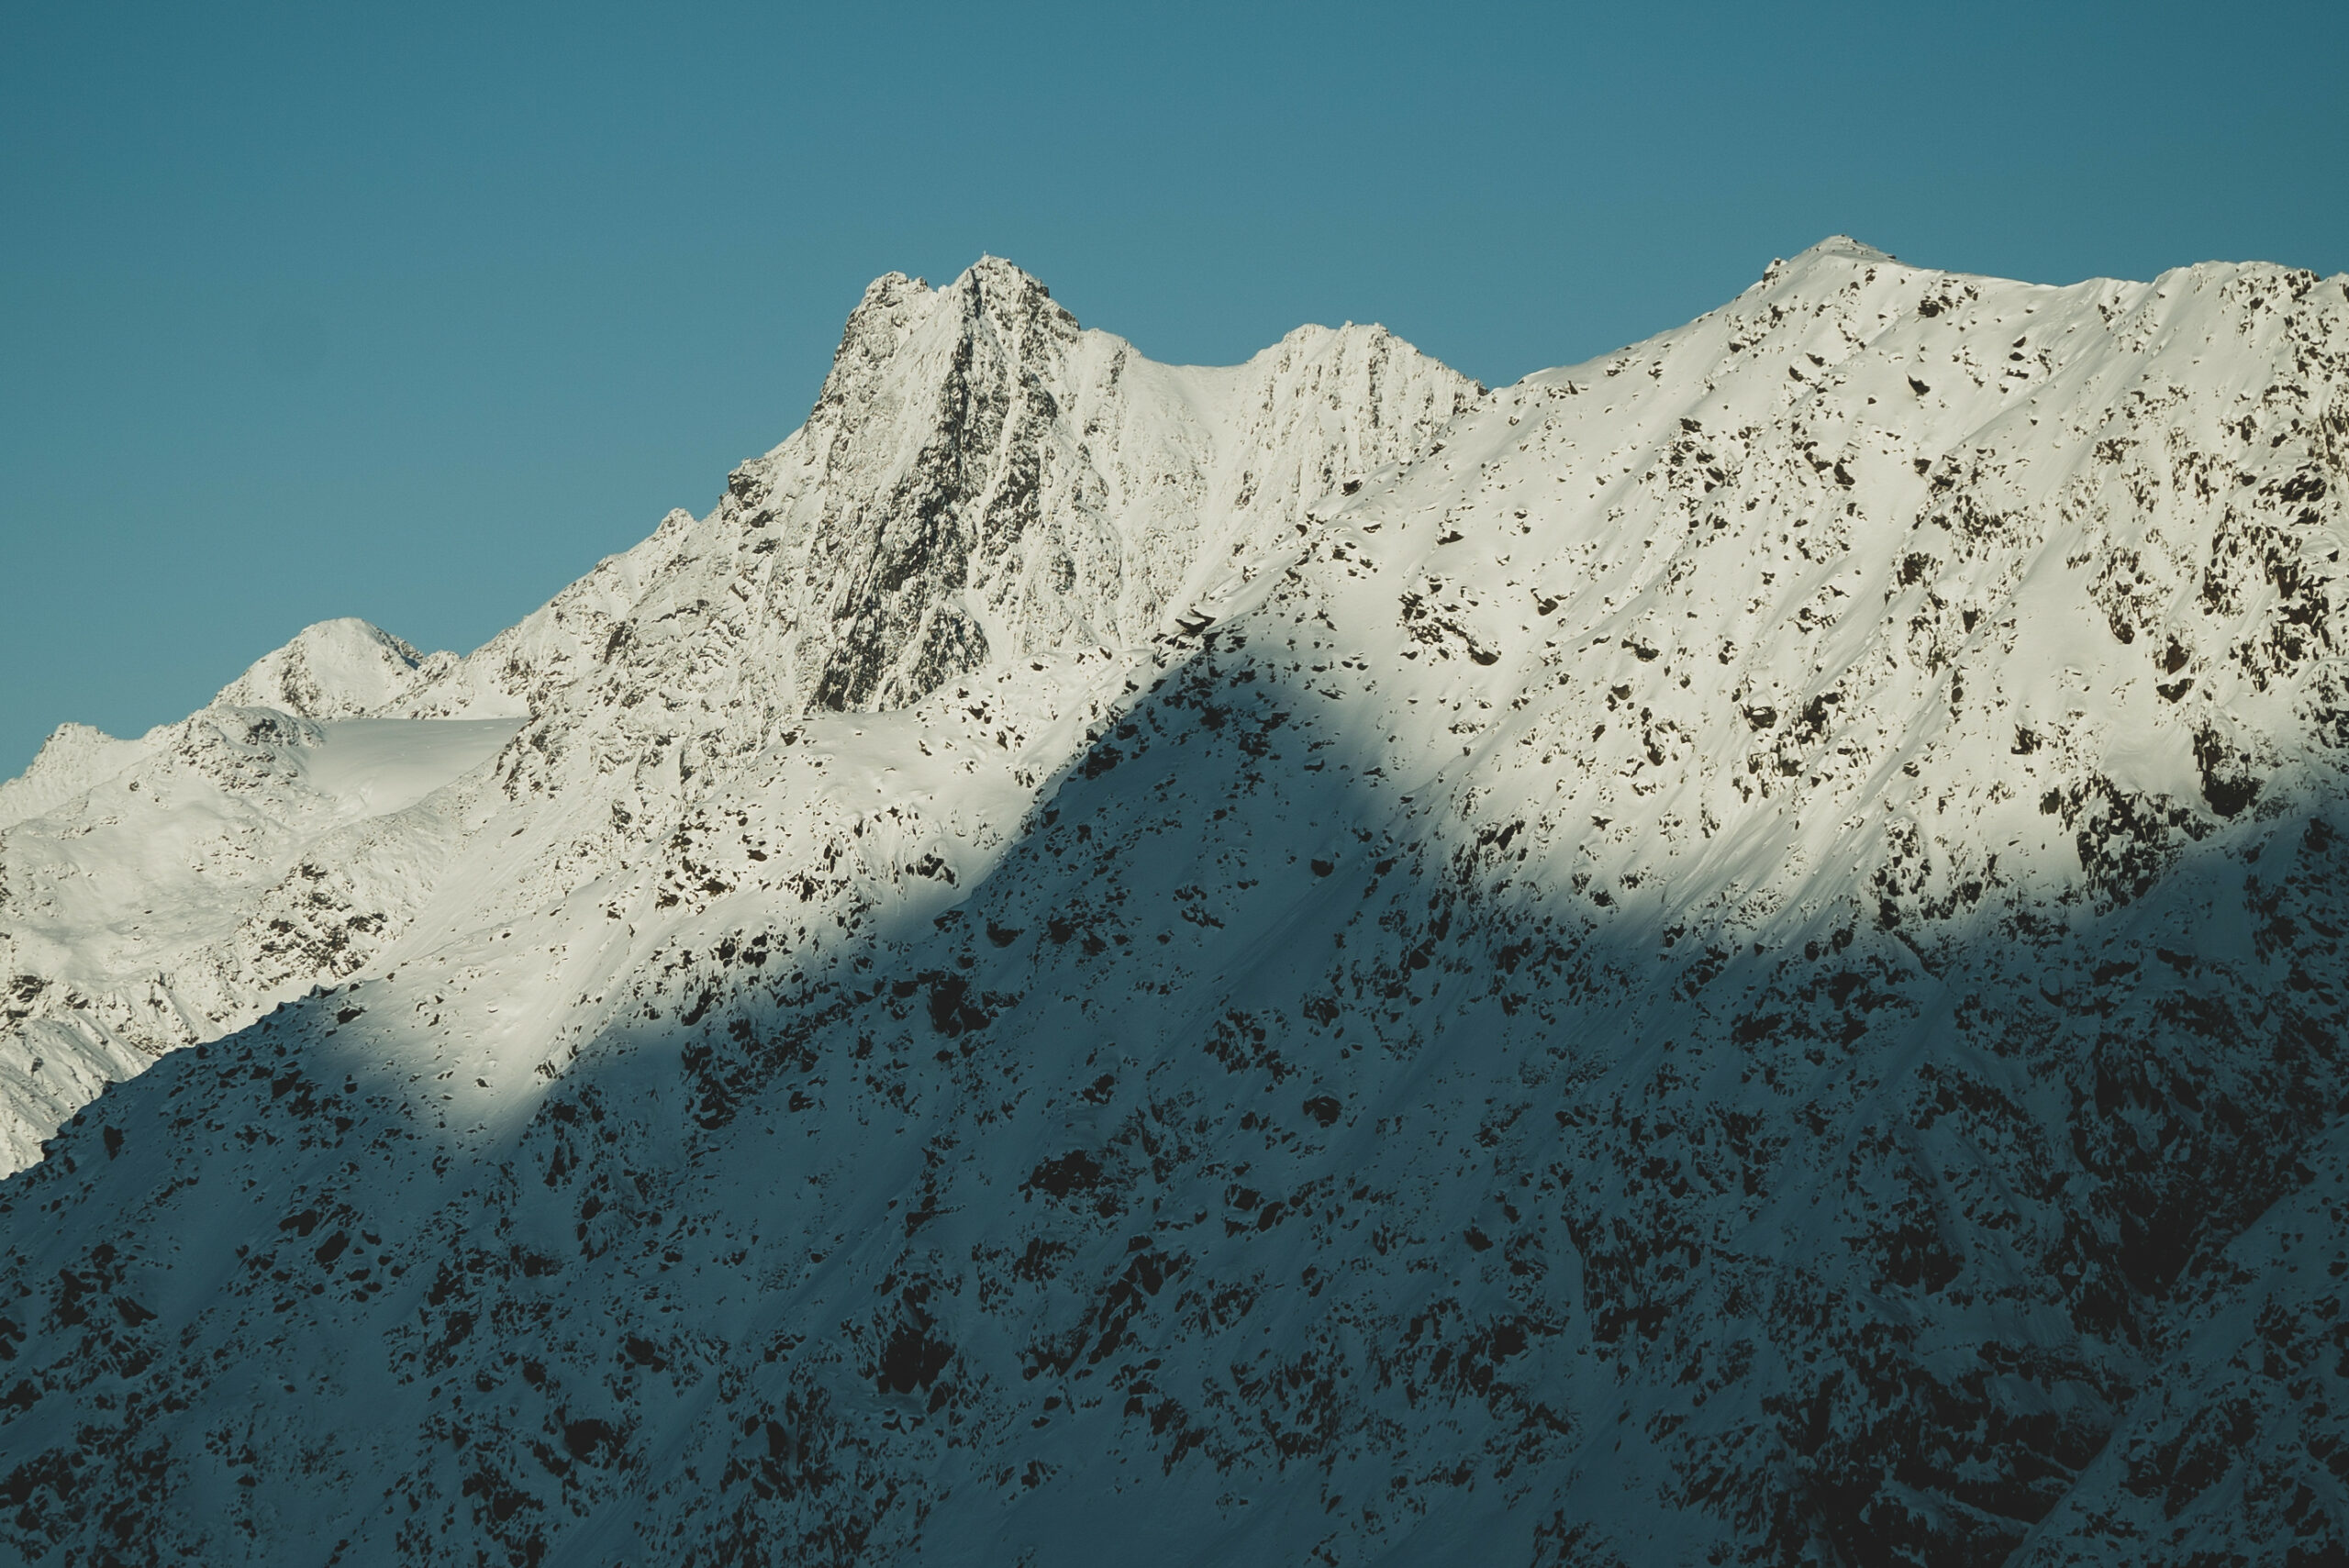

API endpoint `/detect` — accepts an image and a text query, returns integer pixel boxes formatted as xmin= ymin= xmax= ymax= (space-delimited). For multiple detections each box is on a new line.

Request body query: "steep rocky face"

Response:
xmin=1 ymin=242 xmax=2345 ymax=1567
xmin=388 ymin=256 xmax=1477 ymax=737
xmin=787 ymin=261 xmax=1085 ymax=711
xmin=760 ymin=258 xmax=1476 ymax=713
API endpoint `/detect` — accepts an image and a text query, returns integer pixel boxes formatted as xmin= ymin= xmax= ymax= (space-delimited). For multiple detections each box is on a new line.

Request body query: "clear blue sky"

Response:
xmin=6 ymin=1 xmax=2344 ymax=774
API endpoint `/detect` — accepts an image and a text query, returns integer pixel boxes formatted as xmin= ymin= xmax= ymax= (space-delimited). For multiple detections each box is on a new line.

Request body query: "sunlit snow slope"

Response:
xmin=0 ymin=647 xmax=513 ymax=1174
xmin=3 ymin=243 xmax=2344 ymax=1567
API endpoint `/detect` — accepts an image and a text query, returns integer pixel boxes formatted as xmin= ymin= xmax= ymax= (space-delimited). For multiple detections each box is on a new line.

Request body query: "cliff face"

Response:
xmin=1 ymin=243 xmax=2344 ymax=1567
xmin=769 ymin=258 xmax=1475 ymax=713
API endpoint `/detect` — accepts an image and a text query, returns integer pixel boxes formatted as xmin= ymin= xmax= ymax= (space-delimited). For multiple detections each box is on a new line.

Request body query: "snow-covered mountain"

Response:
xmin=0 ymin=261 xmax=1475 ymax=1179
xmin=210 ymin=617 xmax=450 ymax=719
xmin=2 ymin=242 xmax=2343 ymax=1565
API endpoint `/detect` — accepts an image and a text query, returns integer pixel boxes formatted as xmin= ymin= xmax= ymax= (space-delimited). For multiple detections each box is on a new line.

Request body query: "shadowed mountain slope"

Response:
xmin=2 ymin=244 xmax=2345 ymax=1566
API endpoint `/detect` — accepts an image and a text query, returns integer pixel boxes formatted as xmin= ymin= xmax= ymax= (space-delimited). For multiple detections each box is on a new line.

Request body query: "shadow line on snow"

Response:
xmin=1 ymin=628 xmax=2344 ymax=1568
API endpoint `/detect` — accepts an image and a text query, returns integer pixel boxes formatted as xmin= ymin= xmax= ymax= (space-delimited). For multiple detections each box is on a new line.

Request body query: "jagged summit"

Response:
xmin=381 ymin=257 xmax=1477 ymax=735
xmin=2 ymin=246 xmax=2346 ymax=1566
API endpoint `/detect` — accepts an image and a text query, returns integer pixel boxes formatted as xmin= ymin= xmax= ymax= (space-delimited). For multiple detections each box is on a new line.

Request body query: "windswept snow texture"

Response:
xmin=4 ymin=245 xmax=2348 ymax=1566
xmin=0 ymin=703 xmax=516 ymax=1174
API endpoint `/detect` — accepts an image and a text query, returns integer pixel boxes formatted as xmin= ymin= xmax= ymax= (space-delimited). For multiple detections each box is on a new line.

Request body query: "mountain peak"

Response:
xmin=0 ymin=721 xmax=142 ymax=832
xmin=1751 ymin=234 xmax=1905 ymax=292
xmin=956 ymin=252 xmax=1057 ymax=295
xmin=209 ymin=617 xmax=439 ymax=718
xmin=729 ymin=256 xmax=1479 ymax=717
xmin=1795 ymin=233 xmax=1897 ymax=262
xmin=942 ymin=254 xmax=1081 ymax=349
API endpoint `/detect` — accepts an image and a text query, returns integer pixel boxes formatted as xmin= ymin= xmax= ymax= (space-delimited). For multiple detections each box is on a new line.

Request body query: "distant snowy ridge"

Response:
xmin=0 ymin=617 xmax=448 ymax=837
xmin=0 ymin=702 xmax=516 ymax=1173
xmin=0 ymin=723 xmax=145 ymax=834
xmin=1 ymin=243 xmax=2345 ymax=1567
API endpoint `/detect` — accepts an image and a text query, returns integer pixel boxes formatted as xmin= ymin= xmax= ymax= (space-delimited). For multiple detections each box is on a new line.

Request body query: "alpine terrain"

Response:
xmin=3 ymin=241 xmax=2345 ymax=1566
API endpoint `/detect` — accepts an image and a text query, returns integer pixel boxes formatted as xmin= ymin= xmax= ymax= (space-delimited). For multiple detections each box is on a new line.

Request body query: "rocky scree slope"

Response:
xmin=2 ymin=243 xmax=2347 ymax=1568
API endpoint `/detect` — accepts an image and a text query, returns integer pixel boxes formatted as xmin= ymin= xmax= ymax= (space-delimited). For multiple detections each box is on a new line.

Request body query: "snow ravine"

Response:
xmin=2 ymin=244 xmax=2345 ymax=1566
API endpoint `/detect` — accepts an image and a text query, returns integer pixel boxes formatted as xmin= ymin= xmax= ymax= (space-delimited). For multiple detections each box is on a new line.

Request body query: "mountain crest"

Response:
xmin=622 ymin=257 xmax=1480 ymax=722
xmin=1794 ymin=232 xmax=1897 ymax=263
